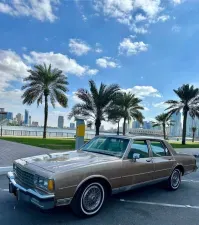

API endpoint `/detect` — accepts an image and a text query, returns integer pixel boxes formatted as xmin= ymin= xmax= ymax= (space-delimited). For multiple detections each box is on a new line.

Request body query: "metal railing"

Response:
xmin=1 ymin=129 xmax=95 ymax=140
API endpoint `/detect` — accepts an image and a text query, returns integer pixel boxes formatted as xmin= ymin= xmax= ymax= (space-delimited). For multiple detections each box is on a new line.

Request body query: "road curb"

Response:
xmin=0 ymin=166 xmax=12 ymax=175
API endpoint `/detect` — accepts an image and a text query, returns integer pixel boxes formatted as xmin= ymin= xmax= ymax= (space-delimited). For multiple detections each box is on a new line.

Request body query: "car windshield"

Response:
xmin=81 ymin=136 xmax=130 ymax=158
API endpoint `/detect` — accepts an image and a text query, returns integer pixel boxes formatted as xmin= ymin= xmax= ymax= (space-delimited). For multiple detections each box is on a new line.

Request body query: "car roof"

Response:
xmin=97 ymin=135 xmax=164 ymax=141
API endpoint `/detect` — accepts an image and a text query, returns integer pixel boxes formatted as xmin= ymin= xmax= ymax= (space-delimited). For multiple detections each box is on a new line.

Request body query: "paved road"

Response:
xmin=0 ymin=160 xmax=199 ymax=225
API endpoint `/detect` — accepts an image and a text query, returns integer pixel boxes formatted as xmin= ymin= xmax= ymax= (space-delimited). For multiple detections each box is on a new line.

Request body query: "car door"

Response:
xmin=149 ymin=140 xmax=176 ymax=180
xmin=121 ymin=139 xmax=154 ymax=189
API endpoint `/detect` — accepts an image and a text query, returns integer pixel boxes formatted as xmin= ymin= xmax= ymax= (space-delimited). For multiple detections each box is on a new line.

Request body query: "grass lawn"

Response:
xmin=169 ymin=141 xmax=199 ymax=149
xmin=0 ymin=137 xmax=77 ymax=150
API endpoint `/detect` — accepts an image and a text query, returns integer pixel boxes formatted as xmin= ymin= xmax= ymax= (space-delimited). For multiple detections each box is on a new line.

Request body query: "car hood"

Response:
xmin=19 ymin=150 xmax=119 ymax=173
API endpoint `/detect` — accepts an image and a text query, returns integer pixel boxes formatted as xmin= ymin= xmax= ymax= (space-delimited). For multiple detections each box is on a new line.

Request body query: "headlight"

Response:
xmin=34 ymin=175 xmax=54 ymax=192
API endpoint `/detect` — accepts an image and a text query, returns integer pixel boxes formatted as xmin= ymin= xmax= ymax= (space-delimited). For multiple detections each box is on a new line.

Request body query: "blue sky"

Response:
xmin=0 ymin=0 xmax=199 ymax=128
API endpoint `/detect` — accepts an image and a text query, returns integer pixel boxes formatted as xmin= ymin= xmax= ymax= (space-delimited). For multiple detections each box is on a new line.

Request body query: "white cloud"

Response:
xmin=95 ymin=43 xmax=103 ymax=53
xmin=132 ymin=25 xmax=148 ymax=34
xmin=118 ymin=38 xmax=148 ymax=56
xmin=0 ymin=50 xmax=29 ymax=92
xmin=171 ymin=0 xmax=182 ymax=5
xmin=96 ymin=57 xmax=119 ymax=68
xmin=157 ymin=15 xmax=170 ymax=22
xmin=22 ymin=47 xmax=27 ymax=52
xmin=134 ymin=0 xmax=162 ymax=18
xmin=23 ymin=51 xmax=97 ymax=76
xmin=135 ymin=14 xmax=147 ymax=22
xmin=153 ymin=101 xmax=169 ymax=109
xmin=172 ymin=25 xmax=181 ymax=33
xmin=69 ymin=39 xmax=91 ymax=56
xmin=86 ymin=69 xmax=99 ymax=75
xmin=122 ymin=86 xmax=162 ymax=98
xmin=0 ymin=0 xmax=59 ymax=22
xmin=93 ymin=0 xmax=174 ymax=33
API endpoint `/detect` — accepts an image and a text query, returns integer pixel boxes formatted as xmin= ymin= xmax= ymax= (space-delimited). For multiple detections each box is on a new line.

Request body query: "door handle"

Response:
xmin=168 ymin=158 xmax=172 ymax=160
xmin=146 ymin=159 xmax=152 ymax=162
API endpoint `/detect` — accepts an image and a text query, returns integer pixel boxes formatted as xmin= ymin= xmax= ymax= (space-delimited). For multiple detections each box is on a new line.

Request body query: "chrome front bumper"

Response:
xmin=7 ymin=172 xmax=55 ymax=210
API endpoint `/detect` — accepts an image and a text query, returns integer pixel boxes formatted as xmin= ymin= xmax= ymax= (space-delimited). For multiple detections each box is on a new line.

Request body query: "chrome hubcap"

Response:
xmin=172 ymin=170 xmax=180 ymax=187
xmin=82 ymin=185 xmax=102 ymax=211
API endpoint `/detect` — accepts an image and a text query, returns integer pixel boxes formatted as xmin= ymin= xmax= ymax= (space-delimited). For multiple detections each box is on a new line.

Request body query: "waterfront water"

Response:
xmin=1 ymin=126 xmax=116 ymax=139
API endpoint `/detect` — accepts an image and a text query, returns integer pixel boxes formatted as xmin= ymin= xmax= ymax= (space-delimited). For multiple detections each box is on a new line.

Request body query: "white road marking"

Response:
xmin=182 ymin=179 xmax=199 ymax=183
xmin=0 ymin=188 xmax=9 ymax=192
xmin=119 ymin=199 xmax=199 ymax=209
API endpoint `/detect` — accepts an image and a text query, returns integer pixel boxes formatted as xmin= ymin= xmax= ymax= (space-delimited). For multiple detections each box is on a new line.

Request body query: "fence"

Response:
xmin=0 ymin=129 xmax=95 ymax=140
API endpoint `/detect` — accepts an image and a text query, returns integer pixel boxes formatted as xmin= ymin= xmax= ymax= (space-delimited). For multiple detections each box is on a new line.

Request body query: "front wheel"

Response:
xmin=71 ymin=182 xmax=106 ymax=217
xmin=167 ymin=168 xmax=181 ymax=191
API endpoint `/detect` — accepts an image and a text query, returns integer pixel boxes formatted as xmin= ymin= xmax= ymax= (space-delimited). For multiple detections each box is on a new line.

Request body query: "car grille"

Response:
xmin=15 ymin=166 xmax=34 ymax=187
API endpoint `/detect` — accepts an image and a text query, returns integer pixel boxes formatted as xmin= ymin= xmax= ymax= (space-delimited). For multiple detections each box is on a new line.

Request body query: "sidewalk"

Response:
xmin=175 ymin=148 xmax=199 ymax=157
xmin=0 ymin=139 xmax=57 ymax=167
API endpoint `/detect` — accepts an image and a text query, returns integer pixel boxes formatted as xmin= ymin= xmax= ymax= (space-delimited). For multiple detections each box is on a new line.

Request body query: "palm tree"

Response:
xmin=192 ymin=127 xmax=197 ymax=142
xmin=107 ymin=105 xmax=123 ymax=135
xmin=22 ymin=64 xmax=69 ymax=139
xmin=68 ymin=80 xmax=120 ymax=136
xmin=165 ymin=84 xmax=199 ymax=145
xmin=152 ymin=113 xmax=174 ymax=140
xmin=110 ymin=92 xmax=144 ymax=135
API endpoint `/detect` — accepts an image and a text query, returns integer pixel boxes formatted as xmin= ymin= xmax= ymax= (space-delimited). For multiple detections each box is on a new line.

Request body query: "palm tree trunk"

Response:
xmin=182 ymin=110 xmax=188 ymax=145
xmin=163 ymin=123 xmax=166 ymax=140
xmin=123 ymin=118 xmax=126 ymax=135
xmin=192 ymin=131 xmax=195 ymax=143
xmin=95 ymin=118 xmax=101 ymax=136
xmin=43 ymin=95 xmax=48 ymax=139
xmin=117 ymin=121 xmax=119 ymax=135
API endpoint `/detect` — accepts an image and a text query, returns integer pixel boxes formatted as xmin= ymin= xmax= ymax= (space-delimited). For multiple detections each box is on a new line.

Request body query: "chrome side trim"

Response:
xmin=122 ymin=171 xmax=154 ymax=178
xmin=112 ymin=177 xmax=169 ymax=194
xmin=8 ymin=172 xmax=54 ymax=200
xmin=59 ymin=185 xmax=77 ymax=190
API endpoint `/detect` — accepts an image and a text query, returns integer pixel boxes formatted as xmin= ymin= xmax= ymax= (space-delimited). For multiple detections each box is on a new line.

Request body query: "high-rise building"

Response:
xmin=16 ymin=113 xmax=23 ymax=125
xmin=6 ymin=112 xmax=13 ymax=120
xmin=143 ymin=121 xmax=152 ymax=130
xmin=170 ymin=112 xmax=182 ymax=137
xmin=70 ymin=123 xmax=75 ymax=129
xmin=29 ymin=116 xmax=32 ymax=126
xmin=186 ymin=113 xmax=199 ymax=137
xmin=24 ymin=110 xmax=29 ymax=125
xmin=58 ymin=116 xmax=64 ymax=128
xmin=0 ymin=108 xmax=6 ymax=122
xmin=132 ymin=120 xmax=140 ymax=129
xmin=32 ymin=121 xmax=39 ymax=127
xmin=0 ymin=108 xmax=13 ymax=122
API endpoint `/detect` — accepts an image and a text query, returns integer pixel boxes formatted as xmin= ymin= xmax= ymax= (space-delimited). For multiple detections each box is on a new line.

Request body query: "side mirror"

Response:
xmin=132 ymin=153 xmax=140 ymax=161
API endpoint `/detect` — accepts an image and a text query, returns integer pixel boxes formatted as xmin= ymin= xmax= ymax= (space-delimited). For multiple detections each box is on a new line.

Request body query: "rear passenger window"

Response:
xmin=129 ymin=140 xmax=149 ymax=159
xmin=150 ymin=141 xmax=170 ymax=157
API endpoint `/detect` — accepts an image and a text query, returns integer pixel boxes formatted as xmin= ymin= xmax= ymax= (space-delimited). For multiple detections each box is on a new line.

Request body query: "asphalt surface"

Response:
xmin=1 ymin=160 xmax=199 ymax=225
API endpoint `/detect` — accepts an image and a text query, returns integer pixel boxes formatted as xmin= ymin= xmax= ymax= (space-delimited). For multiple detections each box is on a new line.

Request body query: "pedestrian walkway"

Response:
xmin=175 ymin=148 xmax=199 ymax=157
xmin=0 ymin=139 xmax=56 ymax=167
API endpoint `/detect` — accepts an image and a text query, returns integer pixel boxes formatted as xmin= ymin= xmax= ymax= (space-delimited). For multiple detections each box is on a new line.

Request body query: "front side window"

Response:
xmin=81 ymin=136 xmax=129 ymax=158
xmin=129 ymin=140 xmax=149 ymax=159
xmin=150 ymin=141 xmax=170 ymax=157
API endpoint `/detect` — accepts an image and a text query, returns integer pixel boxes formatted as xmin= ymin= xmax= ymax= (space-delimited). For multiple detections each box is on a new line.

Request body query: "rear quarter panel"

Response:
xmin=173 ymin=154 xmax=196 ymax=175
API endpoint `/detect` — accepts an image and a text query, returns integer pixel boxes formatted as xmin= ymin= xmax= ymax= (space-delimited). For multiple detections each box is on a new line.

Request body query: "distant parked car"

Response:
xmin=8 ymin=136 xmax=197 ymax=217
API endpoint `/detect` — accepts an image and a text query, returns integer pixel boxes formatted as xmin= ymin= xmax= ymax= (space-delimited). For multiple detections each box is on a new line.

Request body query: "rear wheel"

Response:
xmin=167 ymin=168 xmax=181 ymax=191
xmin=71 ymin=182 xmax=106 ymax=217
